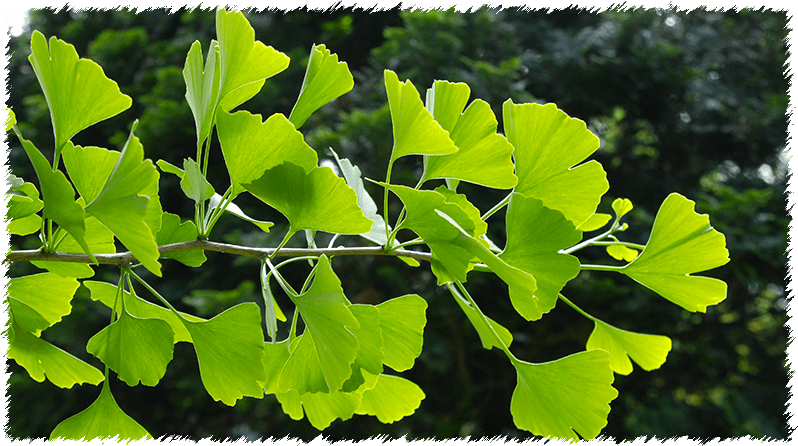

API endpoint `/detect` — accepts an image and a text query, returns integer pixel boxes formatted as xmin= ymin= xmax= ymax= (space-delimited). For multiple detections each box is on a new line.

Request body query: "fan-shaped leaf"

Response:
xmin=155 ymin=213 xmax=206 ymax=267
xmin=607 ymin=244 xmax=639 ymax=262
xmin=183 ymin=39 xmax=221 ymax=147
xmin=356 ymin=373 xmax=425 ymax=424
xmin=289 ymin=44 xmax=354 ymax=128
xmin=7 ymin=273 xmax=79 ymax=333
xmin=586 ymin=320 xmax=672 ymax=375
xmin=180 ymin=158 xmax=214 ymax=204
xmin=376 ymin=294 xmax=427 ymax=372
xmin=7 ymin=181 xmax=43 ymax=220
xmin=578 ymin=213 xmax=612 ymax=232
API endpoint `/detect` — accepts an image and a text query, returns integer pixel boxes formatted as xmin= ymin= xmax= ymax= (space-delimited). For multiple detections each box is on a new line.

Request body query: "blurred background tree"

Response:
xmin=5 ymin=7 xmax=789 ymax=440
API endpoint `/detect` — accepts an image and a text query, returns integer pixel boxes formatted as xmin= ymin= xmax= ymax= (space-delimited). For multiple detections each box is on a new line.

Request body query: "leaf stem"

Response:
xmin=451 ymin=281 xmax=518 ymax=363
xmin=203 ymin=187 xmax=234 ymax=237
xmin=481 ymin=193 xmax=511 ymax=221
xmin=383 ymin=158 xmax=395 ymax=246
xmin=579 ymin=264 xmax=626 ymax=272
xmin=129 ymin=270 xmax=186 ymax=321
xmin=556 ymin=293 xmax=597 ymax=323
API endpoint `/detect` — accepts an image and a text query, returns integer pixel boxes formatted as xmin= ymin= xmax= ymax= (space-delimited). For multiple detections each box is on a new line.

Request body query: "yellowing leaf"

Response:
xmin=612 ymin=198 xmax=633 ymax=218
xmin=586 ymin=320 xmax=672 ymax=375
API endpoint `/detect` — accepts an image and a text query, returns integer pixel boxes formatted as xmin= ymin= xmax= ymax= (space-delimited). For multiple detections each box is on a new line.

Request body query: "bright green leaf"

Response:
xmin=377 ymin=294 xmax=427 ymax=372
xmin=279 ymin=256 xmax=360 ymax=394
xmin=28 ymin=31 xmax=131 ymax=158
xmin=4 ymin=106 xmax=15 ymax=131
xmin=62 ymin=143 xmax=119 ymax=204
xmin=349 ymin=304 xmax=384 ymax=375
xmin=578 ymin=213 xmax=612 ymax=232
xmin=289 ymin=44 xmax=354 ymax=129
xmin=244 ymin=162 xmax=372 ymax=236
xmin=8 ymin=214 xmax=42 ymax=236
xmin=86 ymin=308 xmax=174 ymax=387
xmin=450 ymin=286 xmax=513 ymax=350
xmin=180 ymin=158 xmax=215 ymax=203
xmin=183 ymin=39 xmax=221 ymax=147
xmin=503 ymin=100 xmax=609 ymax=226
xmin=621 ymin=193 xmax=730 ymax=312
xmin=607 ymin=244 xmax=639 ymax=262
xmin=216 ymin=110 xmax=318 ymax=196
xmin=155 ymin=213 xmax=206 ymax=267
xmin=7 ymin=273 xmax=79 ymax=333
xmin=8 ymin=299 xmax=53 ymax=336
xmin=422 ymin=81 xmax=516 ymax=189
xmin=50 ymin=382 xmax=151 ymax=441
xmin=7 ymin=181 xmax=43 ymax=220
xmin=84 ymin=123 xmax=161 ymax=276
xmin=33 ymin=216 xmax=116 ymax=278
xmin=612 ymin=198 xmax=633 ymax=218
xmin=216 ymin=9 xmax=289 ymax=112
xmin=384 ymin=70 xmax=457 ymax=163
xmin=510 ymin=350 xmax=618 ymax=440
xmin=356 ymin=373 xmax=425 ymax=424
xmin=183 ymin=302 xmax=267 ymax=405
xmin=209 ymin=193 xmax=274 ymax=232
xmin=499 ymin=194 xmax=581 ymax=321
xmin=586 ymin=320 xmax=672 ymax=375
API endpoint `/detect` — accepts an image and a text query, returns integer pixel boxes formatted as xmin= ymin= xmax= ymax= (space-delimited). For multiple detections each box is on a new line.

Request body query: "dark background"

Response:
xmin=5 ymin=7 xmax=790 ymax=440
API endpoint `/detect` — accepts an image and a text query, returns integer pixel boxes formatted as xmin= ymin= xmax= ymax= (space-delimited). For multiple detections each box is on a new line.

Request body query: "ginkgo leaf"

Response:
xmin=510 ymin=350 xmax=618 ymax=440
xmin=356 ymin=373 xmax=425 ymax=424
xmin=183 ymin=39 xmax=221 ymax=147
xmin=244 ymin=162 xmax=372 ymax=236
xmin=8 ymin=299 xmax=51 ymax=336
xmin=289 ymin=44 xmax=354 ymax=129
xmin=348 ymin=304 xmax=384 ymax=375
xmin=499 ymin=194 xmax=581 ymax=321
xmin=84 ymin=123 xmax=161 ymax=276
xmin=33 ymin=216 xmax=116 ymax=278
xmin=155 ymin=213 xmax=206 ymax=267
xmin=621 ymin=193 xmax=730 ymax=312
xmin=384 ymin=70 xmax=457 ymax=163
xmin=28 ymin=30 xmax=131 ymax=158
xmin=4 ymin=106 xmax=15 ymax=131
xmin=182 ymin=302 xmax=267 ymax=405
xmin=612 ymin=198 xmax=633 ymax=218
xmin=279 ymin=256 xmax=360 ymax=394
xmin=8 ymin=322 xmax=104 ymax=389
xmin=586 ymin=320 xmax=672 ymax=375
xmin=376 ymin=294 xmax=427 ymax=372
xmin=422 ymin=80 xmax=517 ymax=189
xmin=503 ymin=100 xmax=609 ymax=227
xmin=449 ymin=285 xmax=513 ymax=350
xmin=215 ymin=9 xmax=289 ymax=112
xmin=8 ymin=214 xmax=41 ymax=236
xmin=216 ymin=110 xmax=318 ymax=196
xmin=85 ymin=281 xmax=204 ymax=344
xmin=578 ymin=213 xmax=612 ymax=232
xmin=275 ymin=387 xmax=363 ymax=431
xmin=62 ymin=143 xmax=119 ymax=204
xmin=180 ymin=158 xmax=215 ymax=203
xmin=7 ymin=273 xmax=79 ymax=333
xmin=607 ymin=244 xmax=639 ymax=262
xmin=7 ymin=181 xmax=43 ymax=220
xmin=50 ymin=382 xmax=151 ymax=441
xmin=209 ymin=193 xmax=274 ymax=233
xmin=86 ymin=308 xmax=174 ymax=387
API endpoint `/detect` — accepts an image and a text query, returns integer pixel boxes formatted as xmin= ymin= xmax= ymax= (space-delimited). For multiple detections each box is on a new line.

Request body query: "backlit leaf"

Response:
xmin=289 ymin=44 xmax=354 ymax=128
xmin=607 ymin=244 xmax=639 ymax=262
xmin=621 ymin=193 xmax=730 ymax=312
xmin=349 ymin=304 xmax=384 ymax=375
xmin=183 ymin=39 xmax=221 ymax=147
xmin=7 ymin=214 xmax=41 ymax=236
xmin=7 ymin=181 xmax=43 ymax=220
xmin=7 ymin=273 xmax=79 ymax=333
xmin=155 ymin=213 xmax=206 ymax=267
xmin=578 ymin=213 xmax=612 ymax=232
xmin=450 ymin=286 xmax=513 ymax=350
xmin=209 ymin=193 xmax=274 ymax=233
xmin=612 ymin=198 xmax=633 ymax=218
xmin=503 ymin=100 xmax=609 ymax=226
xmin=62 ymin=143 xmax=119 ymax=204
xmin=356 ymin=373 xmax=425 ymax=424
xmin=180 ymin=158 xmax=215 ymax=204
xmin=586 ymin=320 xmax=672 ymax=375
xmin=4 ymin=106 xmax=15 ymax=131
xmin=377 ymin=294 xmax=427 ymax=372
xmin=33 ymin=216 xmax=115 ymax=278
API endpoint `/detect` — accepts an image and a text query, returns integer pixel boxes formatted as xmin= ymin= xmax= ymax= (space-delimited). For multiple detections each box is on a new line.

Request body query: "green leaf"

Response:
xmin=607 ymin=244 xmax=639 ymax=262
xmin=50 ymin=382 xmax=152 ymax=441
xmin=183 ymin=302 xmax=267 ymax=405
xmin=209 ymin=193 xmax=274 ymax=233
xmin=86 ymin=281 xmax=204 ymax=344
xmin=28 ymin=31 xmax=131 ymax=158
xmin=244 ymin=162 xmax=372 ymax=236
xmin=180 ymin=158 xmax=215 ymax=203
xmin=19 ymin=137 xmax=93 ymax=260
xmin=422 ymin=80 xmax=517 ymax=189
xmin=7 ymin=273 xmax=79 ymax=333
xmin=86 ymin=308 xmax=174 ymax=387
xmin=621 ymin=193 xmax=730 ymax=312
xmin=4 ymin=106 xmax=15 ymax=131
xmin=289 ymin=44 xmax=354 ymax=129
xmin=260 ymin=339 xmax=291 ymax=394
xmin=216 ymin=110 xmax=318 ymax=196
xmin=279 ymin=256 xmax=360 ymax=394
xmin=183 ymin=39 xmax=221 ymax=147
xmin=612 ymin=198 xmax=633 ymax=218
xmin=8 ymin=299 xmax=52 ymax=336
xmin=155 ymin=213 xmax=207 ymax=267
xmin=499 ymin=194 xmax=581 ymax=321
xmin=84 ymin=123 xmax=161 ymax=276
xmin=586 ymin=320 xmax=672 ymax=375
xmin=62 ymin=143 xmax=119 ymax=204
xmin=7 ymin=181 xmax=43 ymax=220
xmin=33 ymin=216 xmax=116 ymax=278
xmin=510 ymin=350 xmax=618 ymax=440
xmin=216 ymin=9 xmax=289 ymax=112
xmin=384 ymin=69 xmax=458 ymax=163
xmin=349 ymin=304 xmax=384 ymax=375
xmin=8 ymin=214 xmax=42 ymax=236
xmin=376 ymin=294 xmax=427 ymax=372
xmin=283 ymin=388 xmax=363 ymax=430
xmin=577 ymin=213 xmax=612 ymax=232
xmin=356 ymin=373 xmax=425 ymax=424
xmin=450 ymin=286 xmax=513 ymax=350
xmin=8 ymin=322 xmax=104 ymax=388
xmin=503 ymin=100 xmax=609 ymax=226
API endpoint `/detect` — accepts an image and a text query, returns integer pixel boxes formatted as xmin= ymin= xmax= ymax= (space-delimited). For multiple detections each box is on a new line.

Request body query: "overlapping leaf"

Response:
xmin=155 ymin=213 xmax=207 ymax=267
xmin=183 ymin=39 xmax=221 ymax=147
xmin=348 ymin=304 xmax=385 ymax=375
xmin=33 ymin=216 xmax=116 ymax=278
xmin=50 ymin=382 xmax=151 ymax=441
xmin=7 ymin=273 xmax=79 ymax=334
xmin=621 ymin=193 xmax=730 ymax=312
xmin=289 ymin=44 xmax=354 ymax=128
xmin=499 ymin=193 xmax=581 ymax=321
xmin=384 ymin=70 xmax=457 ymax=163
xmin=510 ymin=350 xmax=618 ymax=440
xmin=28 ymin=30 xmax=131 ymax=158
xmin=216 ymin=110 xmax=318 ymax=196
xmin=180 ymin=158 xmax=214 ymax=204
xmin=422 ymin=80 xmax=517 ymax=188
xmin=376 ymin=294 xmax=427 ymax=372
xmin=503 ymin=100 xmax=609 ymax=227
xmin=244 ymin=162 xmax=372 ymax=236
xmin=587 ymin=320 xmax=672 ymax=375
xmin=7 ymin=181 xmax=43 ymax=220
xmin=356 ymin=373 xmax=425 ymax=424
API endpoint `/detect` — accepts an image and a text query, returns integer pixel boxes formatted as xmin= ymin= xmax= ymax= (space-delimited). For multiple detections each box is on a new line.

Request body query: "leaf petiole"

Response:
xmin=451 ymin=281 xmax=518 ymax=363
xmin=129 ymin=270 xmax=186 ymax=322
xmin=481 ymin=192 xmax=511 ymax=221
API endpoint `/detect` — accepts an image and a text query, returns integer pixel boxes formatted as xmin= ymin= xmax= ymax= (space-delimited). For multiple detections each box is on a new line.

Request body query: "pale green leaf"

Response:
xmin=422 ymin=81 xmax=517 ymax=189
xmin=244 ymin=162 xmax=372 ymax=236
xmin=377 ymin=294 xmax=427 ymax=372
xmin=33 ymin=216 xmax=116 ymax=278
xmin=209 ymin=193 xmax=274 ymax=232
xmin=155 ymin=213 xmax=206 ymax=267
xmin=50 ymin=382 xmax=151 ymax=441
xmin=384 ymin=70 xmax=457 ymax=163
xmin=7 ymin=181 xmax=43 ymax=220
xmin=84 ymin=123 xmax=161 ymax=276
xmin=586 ymin=320 xmax=672 ymax=375
xmin=612 ymin=198 xmax=633 ymax=218
xmin=86 ymin=308 xmax=174 ymax=387
xmin=216 ymin=110 xmax=318 ymax=196
xmin=260 ymin=339 xmax=290 ymax=394
xmin=621 ymin=193 xmax=730 ymax=312
xmin=356 ymin=373 xmax=425 ymax=424
xmin=180 ymin=158 xmax=215 ymax=203
xmin=578 ymin=213 xmax=612 ymax=232
xmin=4 ymin=106 xmax=15 ymax=131
xmin=8 ymin=299 xmax=52 ymax=336
xmin=289 ymin=44 xmax=354 ymax=128
xmin=499 ymin=193 xmax=581 ymax=321
xmin=510 ymin=350 xmax=618 ymax=440
xmin=7 ymin=273 xmax=79 ymax=333
xmin=183 ymin=302 xmax=267 ymax=405
xmin=607 ymin=244 xmax=639 ymax=262
xmin=8 ymin=214 xmax=41 ymax=236
xmin=503 ymin=100 xmax=609 ymax=226
xmin=349 ymin=304 xmax=384 ymax=375
xmin=183 ymin=39 xmax=221 ymax=146
xmin=277 ymin=388 xmax=363 ymax=430
xmin=450 ymin=286 xmax=513 ymax=350
xmin=28 ymin=31 xmax=131 ymax=157
xmin=62 ymin=142 xmax=119 ymax=204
